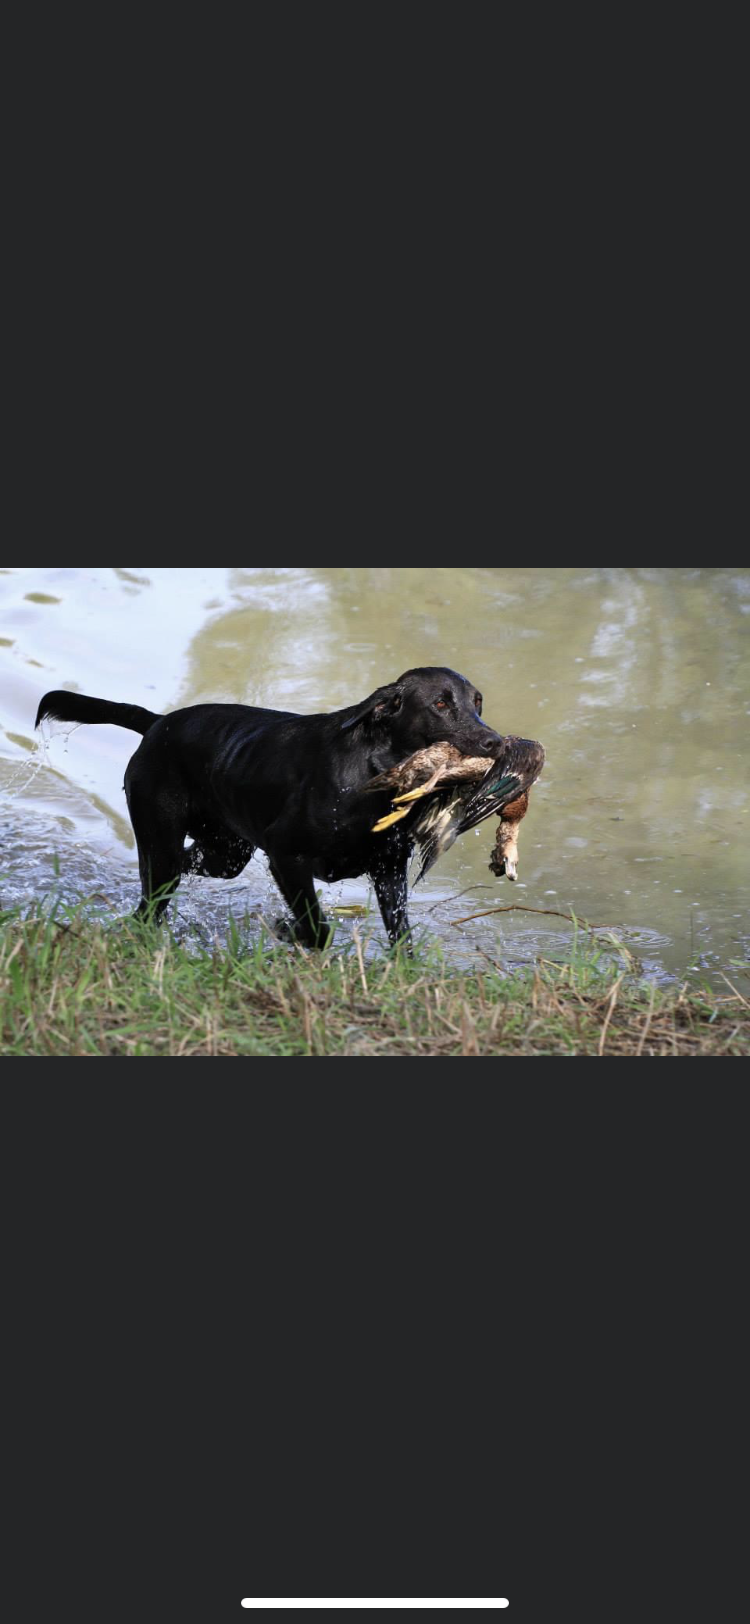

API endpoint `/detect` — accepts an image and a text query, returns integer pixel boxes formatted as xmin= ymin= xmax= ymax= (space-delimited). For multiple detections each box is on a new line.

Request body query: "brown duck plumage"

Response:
xmin=365 ymin=743 xmax=492 ymax=817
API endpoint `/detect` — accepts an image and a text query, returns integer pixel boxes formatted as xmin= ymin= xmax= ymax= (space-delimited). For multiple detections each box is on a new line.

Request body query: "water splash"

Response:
xmin=1 ymin=718 xmax=85 ymax=796
xmin=1 ymin=720 xmax=51 ymax=797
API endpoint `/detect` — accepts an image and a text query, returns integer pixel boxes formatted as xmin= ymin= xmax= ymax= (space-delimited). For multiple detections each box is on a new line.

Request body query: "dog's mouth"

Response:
xmin=457 ymin=732 xmax=502 ymax=757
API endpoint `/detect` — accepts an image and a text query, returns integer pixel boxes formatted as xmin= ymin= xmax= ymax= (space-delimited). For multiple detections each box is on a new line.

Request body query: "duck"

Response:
xmin=367 ymin=736 xmax=544 ymax=883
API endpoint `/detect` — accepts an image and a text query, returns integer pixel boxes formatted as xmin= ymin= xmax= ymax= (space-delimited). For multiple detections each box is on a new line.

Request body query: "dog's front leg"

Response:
xmin=370 ymin=859 xmax=412 ymax=952
xmin=268 ymin=857 xmax=332 ymax=949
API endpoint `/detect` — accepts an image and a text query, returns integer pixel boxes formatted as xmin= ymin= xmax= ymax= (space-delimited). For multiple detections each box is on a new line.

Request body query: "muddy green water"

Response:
xmin=1 ymin=567 xmax=748 ymax=983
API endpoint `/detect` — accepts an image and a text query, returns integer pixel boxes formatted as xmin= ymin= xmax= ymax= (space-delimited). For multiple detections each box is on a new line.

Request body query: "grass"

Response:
xmin=1 ymin=896 xmax=748 ymax=1056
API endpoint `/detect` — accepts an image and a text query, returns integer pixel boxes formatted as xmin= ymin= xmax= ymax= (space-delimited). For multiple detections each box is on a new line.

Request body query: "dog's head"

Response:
xmin=341 ymin=667 xmax=502 ymax=757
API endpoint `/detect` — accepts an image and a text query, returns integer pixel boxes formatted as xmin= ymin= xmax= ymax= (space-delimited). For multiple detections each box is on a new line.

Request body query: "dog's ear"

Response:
xmin=340 ymin=681 xmax=404 ymax=731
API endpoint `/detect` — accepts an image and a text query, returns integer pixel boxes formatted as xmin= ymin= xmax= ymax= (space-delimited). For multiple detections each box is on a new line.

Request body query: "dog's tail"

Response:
xmin=35 ymin=690 xmax=162 ymax=736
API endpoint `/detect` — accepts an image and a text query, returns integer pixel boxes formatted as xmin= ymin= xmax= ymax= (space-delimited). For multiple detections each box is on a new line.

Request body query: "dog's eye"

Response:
xmin=435 ymin=700 xmax=447 ymax=710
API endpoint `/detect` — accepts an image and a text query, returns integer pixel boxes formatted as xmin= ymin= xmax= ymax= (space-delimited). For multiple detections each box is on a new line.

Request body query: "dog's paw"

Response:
xmin=270 ymin=914 xmax=334 ymax=950
xmin=270 ymin=915 xmax=297 ymax=944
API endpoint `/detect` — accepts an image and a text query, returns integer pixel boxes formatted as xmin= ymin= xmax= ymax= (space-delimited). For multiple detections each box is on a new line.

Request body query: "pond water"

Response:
xmin=1 ymin=566 xmax=748 ymax=984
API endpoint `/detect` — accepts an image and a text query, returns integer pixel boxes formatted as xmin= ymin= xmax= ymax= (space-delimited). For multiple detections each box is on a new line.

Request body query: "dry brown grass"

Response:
xmin=1 ymin=901 xmax=748 ymax=1057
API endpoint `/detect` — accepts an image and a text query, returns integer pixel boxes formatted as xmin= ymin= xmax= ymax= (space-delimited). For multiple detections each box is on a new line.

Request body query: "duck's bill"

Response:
xmin=504 ymin=858 xmax=517 ymax=881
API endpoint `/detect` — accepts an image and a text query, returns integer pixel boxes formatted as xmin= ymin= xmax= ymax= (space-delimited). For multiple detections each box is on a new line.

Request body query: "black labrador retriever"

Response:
xmin=35 ymin=667 xmax=502 ymax=948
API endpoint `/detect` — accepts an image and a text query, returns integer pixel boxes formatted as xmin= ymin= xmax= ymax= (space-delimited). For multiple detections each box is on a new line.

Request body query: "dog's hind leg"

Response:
xmin=126 ymin=783 xmax=187 ymax=923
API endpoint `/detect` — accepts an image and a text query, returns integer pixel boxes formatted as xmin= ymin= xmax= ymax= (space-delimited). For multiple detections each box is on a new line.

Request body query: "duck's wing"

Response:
xmin=412 ymin=738 xmax=544 ymax=882
xmin=456 ymin=737 xmax=545 ymax=832
xmin=412 ymin=773 xmax=521 ymax=882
